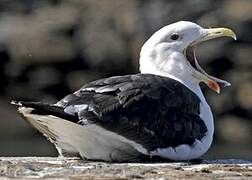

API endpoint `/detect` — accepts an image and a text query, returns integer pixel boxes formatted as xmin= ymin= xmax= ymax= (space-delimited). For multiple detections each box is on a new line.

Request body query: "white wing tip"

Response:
xmin=11 ymin=100 xmax=22 ymax=106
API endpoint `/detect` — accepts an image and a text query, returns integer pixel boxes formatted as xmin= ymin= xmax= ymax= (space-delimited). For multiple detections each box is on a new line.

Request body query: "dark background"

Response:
xmin=0 ymin=0 xmax=251 ymax=159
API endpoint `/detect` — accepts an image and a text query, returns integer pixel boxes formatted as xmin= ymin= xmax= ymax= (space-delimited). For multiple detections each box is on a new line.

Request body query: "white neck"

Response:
xmin=139 ymin=56 xmax=206 ymax=102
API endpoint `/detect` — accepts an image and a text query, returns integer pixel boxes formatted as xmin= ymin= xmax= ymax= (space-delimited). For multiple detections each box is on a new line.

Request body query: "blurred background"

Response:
xmin=0 ymin=0 xmax=251 ymax=159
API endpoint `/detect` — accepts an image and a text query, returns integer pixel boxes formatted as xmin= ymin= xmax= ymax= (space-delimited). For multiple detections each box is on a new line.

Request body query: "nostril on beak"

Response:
xmin=214 ymin=31 xmax=223 ymax=36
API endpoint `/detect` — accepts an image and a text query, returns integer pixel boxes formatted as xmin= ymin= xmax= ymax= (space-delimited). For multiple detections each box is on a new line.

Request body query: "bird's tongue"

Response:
xmin=186 ymin=45 xmax=231 ymax=92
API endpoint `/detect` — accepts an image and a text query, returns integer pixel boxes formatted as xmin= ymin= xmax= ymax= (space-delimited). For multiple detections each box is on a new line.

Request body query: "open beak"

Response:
xmin=186 ymin=27 xmax=237 ymax=93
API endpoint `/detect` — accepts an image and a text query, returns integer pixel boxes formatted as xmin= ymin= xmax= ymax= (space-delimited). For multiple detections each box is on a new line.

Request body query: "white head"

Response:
xmin=140 ymin=21 xmax=236 ymax=95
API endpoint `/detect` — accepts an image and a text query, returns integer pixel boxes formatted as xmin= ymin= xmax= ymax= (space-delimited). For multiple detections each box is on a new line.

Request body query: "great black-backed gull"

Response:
xmin=12 ymin=21 xmax=236 ymax=162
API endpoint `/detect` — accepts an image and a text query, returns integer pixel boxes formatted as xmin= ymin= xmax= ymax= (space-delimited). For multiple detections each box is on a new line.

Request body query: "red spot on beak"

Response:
xmin=208 ymin=81 xmax=220 ymax=94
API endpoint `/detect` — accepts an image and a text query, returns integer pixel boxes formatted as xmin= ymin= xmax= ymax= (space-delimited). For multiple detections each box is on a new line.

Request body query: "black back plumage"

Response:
xmin=53 ymin=74 xmax=207 ymax=152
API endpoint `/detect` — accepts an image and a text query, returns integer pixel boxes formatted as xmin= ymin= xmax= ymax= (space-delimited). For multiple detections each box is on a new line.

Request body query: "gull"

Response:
xmin=12 ymin=21 xmax=236 ymax=162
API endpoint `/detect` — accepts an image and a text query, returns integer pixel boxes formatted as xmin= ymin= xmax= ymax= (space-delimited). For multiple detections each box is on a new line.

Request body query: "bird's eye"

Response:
xmin=171 ymin=33 xmax=179 ymax=40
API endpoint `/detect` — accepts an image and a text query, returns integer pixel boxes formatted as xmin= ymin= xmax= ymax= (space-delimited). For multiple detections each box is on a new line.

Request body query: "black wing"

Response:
xmin=56 ymin=74 xmax=207 ymax=152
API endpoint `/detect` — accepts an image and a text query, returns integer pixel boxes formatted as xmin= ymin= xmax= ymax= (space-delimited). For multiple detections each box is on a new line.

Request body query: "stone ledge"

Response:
xmin=0 ymin=157 xmax=251 ymax=179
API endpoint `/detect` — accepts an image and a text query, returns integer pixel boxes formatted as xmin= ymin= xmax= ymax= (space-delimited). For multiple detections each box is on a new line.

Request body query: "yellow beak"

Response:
xmin=202 ymin=27 xmax=237 ymax=41
xmin=194 ymin=27 xmax=237 ymax=93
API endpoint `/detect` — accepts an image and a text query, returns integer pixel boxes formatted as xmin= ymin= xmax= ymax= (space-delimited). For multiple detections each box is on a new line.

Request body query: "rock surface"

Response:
xmin=0 ymin=157 xmax=251 ymax=179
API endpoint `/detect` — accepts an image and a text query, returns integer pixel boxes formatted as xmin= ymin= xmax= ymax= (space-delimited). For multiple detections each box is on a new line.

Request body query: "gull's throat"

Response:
xmin=185 ymin=45 xmax=197 ymax=69
xmin=185 ymin=45 xmax=231 ymax=87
